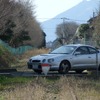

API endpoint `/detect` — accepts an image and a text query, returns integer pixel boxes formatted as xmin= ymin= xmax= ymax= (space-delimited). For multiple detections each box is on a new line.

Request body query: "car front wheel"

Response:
xmin=58 ymin=61 xmax=70 ymax=74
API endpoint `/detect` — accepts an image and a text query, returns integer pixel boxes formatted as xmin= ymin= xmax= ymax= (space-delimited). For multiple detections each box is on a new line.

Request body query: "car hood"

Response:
xmin=30 ymin=53 xmax=70 ymax=60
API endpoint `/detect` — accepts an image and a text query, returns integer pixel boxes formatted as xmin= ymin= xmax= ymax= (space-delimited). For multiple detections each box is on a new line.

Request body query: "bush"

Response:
xmin=0 ymin=45 xmax=16 ymax=69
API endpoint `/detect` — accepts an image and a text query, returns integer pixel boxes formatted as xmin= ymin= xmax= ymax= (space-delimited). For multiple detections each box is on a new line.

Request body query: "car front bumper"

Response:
xmin=27 ymin=61 xmax=59 ymax=71
xmin=27 ymin=62 xmax=43 ymax=70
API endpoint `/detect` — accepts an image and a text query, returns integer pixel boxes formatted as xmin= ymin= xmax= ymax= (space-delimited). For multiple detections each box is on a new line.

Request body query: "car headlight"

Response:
xmin=48 ymin=58 xmax=54 ymax=63
xmin=42 ymin=59 xmax=46 ymax=63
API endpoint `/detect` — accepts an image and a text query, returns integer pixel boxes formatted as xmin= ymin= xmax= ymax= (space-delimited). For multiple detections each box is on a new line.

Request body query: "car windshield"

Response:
xmin=50 ymin=46 xmax=77 ymax=54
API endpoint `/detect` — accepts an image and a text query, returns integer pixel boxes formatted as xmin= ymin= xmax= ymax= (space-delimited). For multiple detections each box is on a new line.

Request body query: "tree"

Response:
xmin=93 ymin=16 xmax=100 ymax=46
xmin=0 ymin=0 xmax=15 ymax=32
xmin=0 ymin=0 xmax=45 ymax=48
xmin=85 ymin=3 xmax=100 ymax=47
xmin=78 ymin=24 xmax=91 ymax=40
xmin=55 ymin=22 xmax=78 ymax=44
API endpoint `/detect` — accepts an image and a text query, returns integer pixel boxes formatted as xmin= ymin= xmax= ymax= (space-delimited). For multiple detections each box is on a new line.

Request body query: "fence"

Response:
xmin=0 ymin=40 xmax=33 ymax=55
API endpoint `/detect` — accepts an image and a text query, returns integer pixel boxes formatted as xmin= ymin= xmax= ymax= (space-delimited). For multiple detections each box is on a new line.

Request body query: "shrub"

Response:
xmin=0 ymin=45 xmax=16 ymax=69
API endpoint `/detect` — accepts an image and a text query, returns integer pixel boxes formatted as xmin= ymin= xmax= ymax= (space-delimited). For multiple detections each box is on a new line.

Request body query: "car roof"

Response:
xmin=64 ymin=44 xmax=95 ymax=48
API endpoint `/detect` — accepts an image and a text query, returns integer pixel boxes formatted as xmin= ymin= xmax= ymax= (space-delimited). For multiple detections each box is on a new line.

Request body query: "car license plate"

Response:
xmin=32 ymin=63 xmax=38 ymax=68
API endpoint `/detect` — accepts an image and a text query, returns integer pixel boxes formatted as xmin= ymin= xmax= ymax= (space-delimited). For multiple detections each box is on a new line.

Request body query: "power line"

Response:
xmin=40 ymin=17 xmax=88 ymax=30
xmin=37 ymin=18 xmax=61 ymax=19
xmin=42 ymin=28 xmax=56 ymax=30
xmin=37 ymin=17 xmax=87 ymax=22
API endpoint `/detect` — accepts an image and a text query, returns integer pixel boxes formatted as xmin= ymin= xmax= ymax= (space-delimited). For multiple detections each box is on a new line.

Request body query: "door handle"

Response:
xmin=88 ymin=56 xmax=91 ymax=58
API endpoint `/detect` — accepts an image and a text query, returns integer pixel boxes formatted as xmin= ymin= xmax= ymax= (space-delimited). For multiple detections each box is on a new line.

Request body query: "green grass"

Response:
xmin=0 ymin=76 xmax=33 ymax=90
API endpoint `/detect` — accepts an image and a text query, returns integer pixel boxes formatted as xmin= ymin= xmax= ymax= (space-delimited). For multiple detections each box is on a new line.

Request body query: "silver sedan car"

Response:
xmin=27 ymin=44 xmax=100 ymax=74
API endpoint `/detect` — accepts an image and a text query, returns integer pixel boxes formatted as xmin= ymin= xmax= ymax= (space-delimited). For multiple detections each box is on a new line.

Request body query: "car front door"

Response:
xmin=72 ymin=46 xmax=93 ymax=69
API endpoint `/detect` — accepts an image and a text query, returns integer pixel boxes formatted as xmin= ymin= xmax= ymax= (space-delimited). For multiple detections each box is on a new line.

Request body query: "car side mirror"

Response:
xmin=74 ymin=51 xmax=81 ymax=56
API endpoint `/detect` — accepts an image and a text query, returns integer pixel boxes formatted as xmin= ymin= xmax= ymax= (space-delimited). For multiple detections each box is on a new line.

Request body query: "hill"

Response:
xmin=41 ymin=0 xmax=98 ymax=42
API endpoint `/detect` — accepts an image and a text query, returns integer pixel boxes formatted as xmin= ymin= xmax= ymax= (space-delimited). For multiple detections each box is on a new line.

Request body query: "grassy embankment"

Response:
xmin=0 ymin=76 xmax=100 ymax=100
xmin=0 ymin=47 xmax=100 ymax=100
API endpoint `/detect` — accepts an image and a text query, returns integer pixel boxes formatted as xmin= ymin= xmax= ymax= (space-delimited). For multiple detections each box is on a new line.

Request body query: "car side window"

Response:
xmin=75 ymin=47 xmax=89 ymax=55
xmin=88 ymin=47 xmax=97 ymax=54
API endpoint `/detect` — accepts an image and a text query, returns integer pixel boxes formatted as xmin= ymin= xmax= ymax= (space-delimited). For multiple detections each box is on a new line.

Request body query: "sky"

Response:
xmin=33 ymin=0 xmax=86 ymax=22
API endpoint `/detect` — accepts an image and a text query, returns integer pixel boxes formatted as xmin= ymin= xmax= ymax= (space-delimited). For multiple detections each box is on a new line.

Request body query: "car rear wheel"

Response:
xmin=58 ymin=61 xmax=70 ymax=74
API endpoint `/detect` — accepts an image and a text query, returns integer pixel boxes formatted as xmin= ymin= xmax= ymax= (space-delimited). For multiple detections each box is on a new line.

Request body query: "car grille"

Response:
xmin=32 ymin=60 xmax=40 ymax=62
xmin=32 ymin=60 xmax=41 ymax=69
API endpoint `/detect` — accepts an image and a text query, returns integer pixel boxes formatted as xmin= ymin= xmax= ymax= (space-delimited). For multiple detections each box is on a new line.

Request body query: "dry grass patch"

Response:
xmin=2 ymin=77 xmax=59 ymax=100
xmin=14 ymin=48 xmax=49 ymax=71
xmin=3 ymin=83 xmax=46 ymax=100
xmin=21 ymin=48 xmax=49 ymax=59
xmin=1 ymin=76 xmax=100 ymax=100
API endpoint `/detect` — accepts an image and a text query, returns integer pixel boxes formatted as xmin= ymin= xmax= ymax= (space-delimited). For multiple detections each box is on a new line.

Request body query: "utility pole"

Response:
xmin=61 ymin=17 xmax=69 ymax=45
xmin=93 ymin=12 xmax=95 ymax=18
xmin=96 ymin=50 xmax=99 ymax=77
